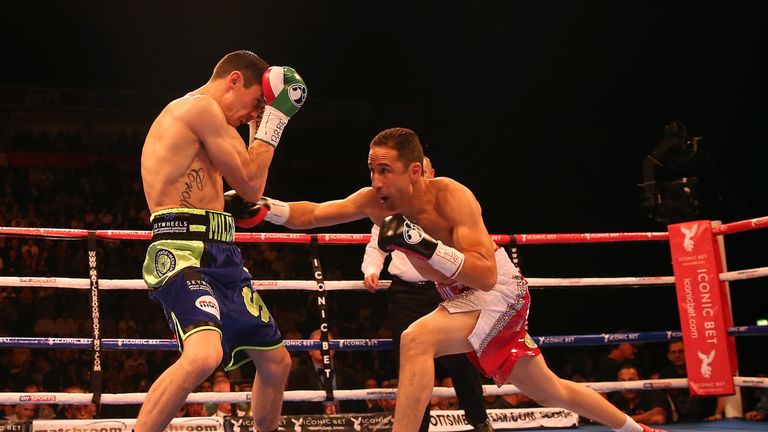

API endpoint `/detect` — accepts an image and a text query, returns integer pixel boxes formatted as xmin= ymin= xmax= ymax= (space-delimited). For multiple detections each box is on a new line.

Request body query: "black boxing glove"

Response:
xmin=378 ymin=214 xmax=465 ymax=279
xmin=223 ymin=191 xmax=291 ymax=228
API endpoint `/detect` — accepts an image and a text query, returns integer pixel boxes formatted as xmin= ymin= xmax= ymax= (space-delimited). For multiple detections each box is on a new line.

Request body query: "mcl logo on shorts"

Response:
xmin=195 ymin=295 xmax=221 ymax=320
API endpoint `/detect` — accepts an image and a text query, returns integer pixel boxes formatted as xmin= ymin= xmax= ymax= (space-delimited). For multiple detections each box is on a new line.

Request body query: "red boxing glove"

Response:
xmin=223 ymin=190 xmax=268 ymax=228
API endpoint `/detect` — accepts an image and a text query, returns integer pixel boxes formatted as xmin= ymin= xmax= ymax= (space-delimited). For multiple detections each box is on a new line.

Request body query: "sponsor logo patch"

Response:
xmin=698 ymin=349 xmax=716 ymax=378
xmin=289 ymin=84 xmax=307 ymax=107
xmin=19 ymin=394 xmax=56 ymax=402
xmin=680 ymin=224 xmax=698 ymax=252
xmin=524 ymin=333 xmax=538 ymax=349
xmin=154 ymin=249 xmax=176 ymax=277
xmin=195 ymin=295 xmax=221 ymax=320
xmin=186 ymin=278 xmax=214 ymax=295
xmin=402 ymin=218 xmax=425 ymax=244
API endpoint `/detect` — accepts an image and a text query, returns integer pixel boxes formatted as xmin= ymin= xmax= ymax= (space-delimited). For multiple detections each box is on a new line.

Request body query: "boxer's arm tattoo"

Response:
xmin=179 ymin=168 xmax=206 ymax=208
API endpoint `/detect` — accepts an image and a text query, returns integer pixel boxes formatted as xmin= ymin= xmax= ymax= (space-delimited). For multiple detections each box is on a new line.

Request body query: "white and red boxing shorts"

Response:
xmin=438 ymin=247 xmax=541 ymax=386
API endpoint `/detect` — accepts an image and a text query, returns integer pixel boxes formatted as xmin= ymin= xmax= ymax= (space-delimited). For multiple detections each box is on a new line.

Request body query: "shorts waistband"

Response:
xmin=150 ymin=208 xmax=235 ymax=243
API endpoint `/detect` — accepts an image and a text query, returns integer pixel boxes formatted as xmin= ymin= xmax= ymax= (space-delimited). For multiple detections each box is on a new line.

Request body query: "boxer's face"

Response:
xmin=221 ymin=72 xmax=265 ymax=127
xmin=369 ymin=147 xmax=413 ymax=211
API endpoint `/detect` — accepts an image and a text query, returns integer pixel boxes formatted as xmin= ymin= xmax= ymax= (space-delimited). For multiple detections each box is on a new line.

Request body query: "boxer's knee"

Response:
xmin=259 ymin=346 xmax=291 ymax=383
xmin=178 ymin=332 xmax=223 ymax=379
xmin=181 ymin=347 xmax=222 ymax=377
xmin=400 ymin=324 xmax=435 ymax=359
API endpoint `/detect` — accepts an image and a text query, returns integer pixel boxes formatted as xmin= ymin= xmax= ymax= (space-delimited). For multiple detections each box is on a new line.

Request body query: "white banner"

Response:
xmin=31 ymin=417 xmax=223 ymax=432
xmin=28 ymin=409 xmax=575 ymax=432
xmin=429 ymin=408 xmax=578 ymax=431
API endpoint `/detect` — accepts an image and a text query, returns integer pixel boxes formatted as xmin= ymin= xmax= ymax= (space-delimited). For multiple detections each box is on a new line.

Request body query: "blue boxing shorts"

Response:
xmin=142 ymin=208 xmax=283 ymax=370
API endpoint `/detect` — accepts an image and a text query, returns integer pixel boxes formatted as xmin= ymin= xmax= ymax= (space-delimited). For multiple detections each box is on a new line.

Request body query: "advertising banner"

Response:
xmin=225 ymin=408 xmax=576 ymax=432
xmin=0 ymin=421 xmax=30 ymax=432
xmin=668 ymin=220 xmax=734 ymax=396
xmin=31 ymin=417 xmax=223 ymax=432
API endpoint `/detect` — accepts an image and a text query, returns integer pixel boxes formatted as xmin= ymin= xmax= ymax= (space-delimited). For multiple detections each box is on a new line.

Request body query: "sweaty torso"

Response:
xmin=369 ymin=178 xmax=460 ymax=284
xmin=141 ymin=95 xmax=224 ymax=213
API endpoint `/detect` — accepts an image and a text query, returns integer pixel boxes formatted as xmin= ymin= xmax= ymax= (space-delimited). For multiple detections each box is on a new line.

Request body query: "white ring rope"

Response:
xmin=2 ymin=377 xmax=766 ymax=405
xmin=1 ymin=266 xmax=766 ymax=291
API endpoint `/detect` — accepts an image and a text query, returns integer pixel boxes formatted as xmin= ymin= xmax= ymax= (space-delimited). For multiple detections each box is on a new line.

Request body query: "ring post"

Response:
xmin=86 ymin=231 xmax=103 ymax=410
xmin=309 ymin=236 xmax=336 ymax=406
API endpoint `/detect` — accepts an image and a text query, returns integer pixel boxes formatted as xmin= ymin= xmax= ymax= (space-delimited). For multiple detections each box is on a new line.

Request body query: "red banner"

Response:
xmin=668 ymin=220 xmax=734 ymax=396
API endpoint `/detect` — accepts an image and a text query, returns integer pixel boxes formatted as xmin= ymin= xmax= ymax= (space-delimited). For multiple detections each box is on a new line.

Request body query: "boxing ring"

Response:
xmin=1 ymin=215 xmax=767 ymax=432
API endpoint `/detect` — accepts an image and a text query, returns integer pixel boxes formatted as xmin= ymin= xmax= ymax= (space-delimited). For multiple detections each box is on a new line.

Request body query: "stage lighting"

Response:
xmin=640 ymin=121 xmax=703 ymax=225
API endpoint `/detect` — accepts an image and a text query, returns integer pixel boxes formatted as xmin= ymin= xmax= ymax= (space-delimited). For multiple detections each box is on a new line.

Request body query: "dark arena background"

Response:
xmin=1 ymin=2 xmax=766 ymax=432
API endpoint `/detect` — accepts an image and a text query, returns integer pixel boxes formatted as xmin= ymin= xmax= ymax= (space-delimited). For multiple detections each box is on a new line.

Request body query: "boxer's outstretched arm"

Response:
xmin=274 ymin=187 xmax=376 ymax=229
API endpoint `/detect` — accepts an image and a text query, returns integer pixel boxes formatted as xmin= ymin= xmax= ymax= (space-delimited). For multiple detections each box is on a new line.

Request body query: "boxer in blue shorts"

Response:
xmin=143 ymin=208 xmax=282 ymax=371
xmin=137 ymin=50 xmax=306 ymax=432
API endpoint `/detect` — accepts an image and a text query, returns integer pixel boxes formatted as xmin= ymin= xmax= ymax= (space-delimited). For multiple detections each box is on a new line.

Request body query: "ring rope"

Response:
xmin=1 ymin=214 xmax=765 ymax=244
xmin=3 ymin=325 xmax=767 ymax=351
xmin=2 ymin=265 xmax=767 ymax=292
xmin=3 ymin=377 xmax=767 ymax=406
xmin=0 ymin=338 xmax=393 ymax=351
